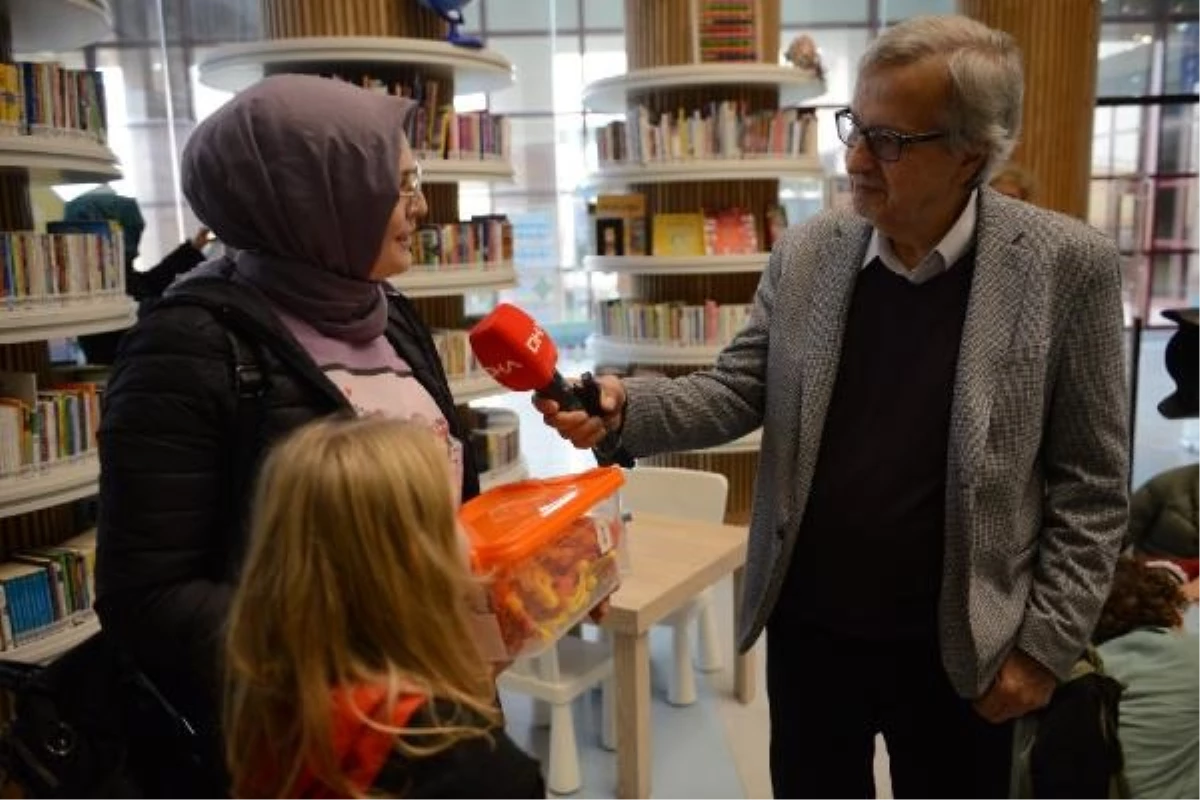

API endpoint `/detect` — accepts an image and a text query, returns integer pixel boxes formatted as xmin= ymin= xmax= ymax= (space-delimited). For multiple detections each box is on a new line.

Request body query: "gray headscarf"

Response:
xmin=181 ymin=74 xmax=416 ymax=342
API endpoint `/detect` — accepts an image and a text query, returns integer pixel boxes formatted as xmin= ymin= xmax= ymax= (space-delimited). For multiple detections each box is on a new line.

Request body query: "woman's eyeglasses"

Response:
xmin=399 ymin=162 xmax=423 ymax=199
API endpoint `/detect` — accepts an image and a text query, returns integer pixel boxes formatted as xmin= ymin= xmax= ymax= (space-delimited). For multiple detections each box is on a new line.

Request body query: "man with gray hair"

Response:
xmin=536 ymin=14 xmax=1128 ymax=797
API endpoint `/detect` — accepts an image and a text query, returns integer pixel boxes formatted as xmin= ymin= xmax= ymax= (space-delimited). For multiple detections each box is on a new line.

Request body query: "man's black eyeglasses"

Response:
xmin=834 ymin=108 xmax=947 ymax=163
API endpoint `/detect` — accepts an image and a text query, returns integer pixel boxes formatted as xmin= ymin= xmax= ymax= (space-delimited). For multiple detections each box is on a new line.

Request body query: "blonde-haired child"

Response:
xmin=224 ymin=416 xmax=544 ymax=798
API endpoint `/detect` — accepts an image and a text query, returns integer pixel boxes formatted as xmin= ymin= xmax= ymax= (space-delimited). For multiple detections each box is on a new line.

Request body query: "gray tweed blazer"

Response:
xmin=619 ymin=188 xmax=1130 ymax=697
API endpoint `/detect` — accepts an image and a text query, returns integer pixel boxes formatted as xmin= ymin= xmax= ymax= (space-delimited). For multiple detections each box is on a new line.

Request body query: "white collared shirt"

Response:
xmin=862 ymin=189 xmax=979 ymax=285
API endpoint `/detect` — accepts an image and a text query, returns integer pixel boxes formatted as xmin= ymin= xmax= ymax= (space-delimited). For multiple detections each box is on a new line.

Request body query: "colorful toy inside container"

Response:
xmin=459 ymin=466 xmax=627 ymax=660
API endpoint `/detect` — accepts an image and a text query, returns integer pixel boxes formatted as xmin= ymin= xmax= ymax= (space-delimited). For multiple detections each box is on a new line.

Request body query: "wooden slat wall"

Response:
xmin=957 ymin=0 xmax=1100 ymax=219
xmin=260 ymin=0 xmax=448 ymax=39
xmin=614 ymin=0 xmax=783 ymax=522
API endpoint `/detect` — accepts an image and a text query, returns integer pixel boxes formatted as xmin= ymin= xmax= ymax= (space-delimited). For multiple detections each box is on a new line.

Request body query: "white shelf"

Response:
xmin=0 ymin=296 xmax=137 ymax=345
xmin=583 ymin=64 xmax=825 ymax=113
xmin=585 ymin=157 xmax=823 ymax=187
xmin=0 ymin=135 xmax=121 ymax=184
xmin=0 ymin=454 xmax=100 ymax=520
xmin=390 ymin=262 xmax=517 ymax=297
xmin=421 ymin=156 xmax=514 ymax=184
xmin=690 ymin=428 xmax=762 ymax=455
xmin=584 ymin=253 xmax=769 ymax=276
xmin=0 ymin=611 xmax=99 ymax=665
xmin=450 ymin=373 xmax=504 ymax=404
xmin=479 ymin=456 xmax=529 ymax=492
xmin=196 ymin=37 xmax=515 ymax=95
xmin=12 ymin=0 xmax=112 ymax=55
xmin=590 ymin=335 xmax=725 ymax=366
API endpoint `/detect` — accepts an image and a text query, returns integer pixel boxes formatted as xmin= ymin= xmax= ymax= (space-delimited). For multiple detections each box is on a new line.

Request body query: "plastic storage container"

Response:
xmin=459 ymin=466 xmax=627 ymax=660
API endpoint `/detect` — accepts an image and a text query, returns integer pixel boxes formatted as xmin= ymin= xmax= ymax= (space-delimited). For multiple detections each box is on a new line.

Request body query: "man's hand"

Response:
xmin=532 ymin=374 xmax=626 ymax=450
xmin=191 ymin=226 xmax=212 ymax=251
xmin=973 ymin=649 xmax=1057 ymax=723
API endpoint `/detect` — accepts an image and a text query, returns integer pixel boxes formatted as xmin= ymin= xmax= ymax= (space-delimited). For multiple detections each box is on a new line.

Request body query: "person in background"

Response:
xmin=989 ymin=161 xmax=1037 ymax=202
xmin=1093 ymin=557 xmax=1199 ymax=799
xmin=226 ymin=416 xmax=544 ymax=798
xmin=536 ymin=14 xmax=1129 ymax=798
xmin=96 ymin=74 xmax=479 ymax=795
xmin=63 ymin=186 xmax=210 ymax=364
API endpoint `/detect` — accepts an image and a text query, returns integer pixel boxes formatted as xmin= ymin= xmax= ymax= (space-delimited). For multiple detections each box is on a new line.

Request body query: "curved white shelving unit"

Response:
xmin=0 ymin=296 xmax=137 ymax=345
xmin=479 ymin=456 xmax=529 ymax=492
xmin=0 ymin=136 xmax=121 ymax=184
xmin=421 ymin=156 xmax=514 ymax=184
xmin=12 ymin=0 xmax=112 ymax=56
xmin=0 ymin=612 xmax=99 ymax=665
xmin=584 ymin=64 xmax=825 ymax=113
xmin=585 ymin=157 xmax=822 ymax=188
xmin=197 ymin=36 xmax=515 ymax=95
xmin=450 ymin=373 xmax=504 ymax=404
xmin=585 ymin=253 xmax=769 ymax=276
xmin=390 ymin=262 xmax=517 ymax=298
xmin=590 ymin=336 xmax=725 ymax=367
xmin=688 ymin=428 xmax=762 ymax=455
xmin=0 ymin=455 xmax=100 ymax=521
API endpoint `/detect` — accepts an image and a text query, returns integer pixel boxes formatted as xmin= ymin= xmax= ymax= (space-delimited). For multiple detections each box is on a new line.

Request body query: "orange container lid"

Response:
xmin=459 ymin=466 xmax=625 ymax=571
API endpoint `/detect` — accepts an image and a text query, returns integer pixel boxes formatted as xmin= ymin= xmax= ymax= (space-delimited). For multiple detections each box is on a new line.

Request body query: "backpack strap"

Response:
xmin=220 ymin=321 xmax=270 ymax=559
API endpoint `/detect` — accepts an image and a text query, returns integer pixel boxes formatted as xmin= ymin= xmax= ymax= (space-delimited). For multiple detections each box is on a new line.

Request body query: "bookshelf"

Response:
xmin=196 ymin=1 xmax=527 ymax=481
xmin=0 ymin=0 xmax=116 ymax=664
xmin=583 ymin=0 xmax=825 ymax=524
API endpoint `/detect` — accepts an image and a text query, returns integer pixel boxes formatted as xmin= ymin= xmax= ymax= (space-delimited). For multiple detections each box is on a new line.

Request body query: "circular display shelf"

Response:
xmin=479 ymin=456 xmax=529 ymax=492
xmin=0 ymin=455 xmax=99 ymax=520
xmin=12 ymin=0 xmax=112 ymax=55
xmin=196 ymin=37 xmax=515 ymax=94
xmin=590 ymin=336 xmax=725 ymax=367
xmin=421 ymin=156 xmax=514 ymax=184
xmin=584 ymin=253 xmax=769 ymax=276
xmin=584 ymin=157 xmax=822 ymax=188
xmin=0 ymin=612 xmax=99 ymax=665
xmin=583 ymin=64 xmax=825 ymax=113
xmin=449 ymin=373 xmax=504 ymax=404
xmin=688 ymin=428 xmax=762 ymax=455
xmin=0 ymin=136 xmax=121 ymax=184
xmin=390 ymin=262 xmax=517 ymax=298
xmin=0 ymin=297 xmax=136 ymax=345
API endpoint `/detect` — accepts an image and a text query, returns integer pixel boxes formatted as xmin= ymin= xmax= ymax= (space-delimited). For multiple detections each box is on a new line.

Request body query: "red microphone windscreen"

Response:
xmin=469 ymin=303 xmax=560 ymax=391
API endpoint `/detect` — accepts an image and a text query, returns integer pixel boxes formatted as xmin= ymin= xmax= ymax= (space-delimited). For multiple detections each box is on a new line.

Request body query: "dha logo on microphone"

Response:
xmin=525 ymin=326 xmax=546 ymax=354
xmin=484 ymin=360 xmax=524 ymax=379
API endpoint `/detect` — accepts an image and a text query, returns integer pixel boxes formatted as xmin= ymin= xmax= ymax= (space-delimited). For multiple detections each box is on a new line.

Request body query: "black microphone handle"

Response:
xmin=535 ymin=371 xmax=586 ymax=412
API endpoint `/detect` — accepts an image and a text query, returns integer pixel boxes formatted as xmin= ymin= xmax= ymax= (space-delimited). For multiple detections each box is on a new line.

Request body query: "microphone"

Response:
xmin=469 ymin=303 xmax=634 ymax=468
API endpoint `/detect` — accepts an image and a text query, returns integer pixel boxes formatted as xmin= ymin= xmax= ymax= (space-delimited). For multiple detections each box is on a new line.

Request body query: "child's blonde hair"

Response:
xmin=224 ymin=416 xmax=497 ymax=798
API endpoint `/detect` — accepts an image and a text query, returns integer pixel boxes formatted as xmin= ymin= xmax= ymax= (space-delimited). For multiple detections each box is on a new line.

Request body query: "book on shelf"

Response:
xmin=412 ymin=215 xmax=513 ymax=269
xmin=594 ymin=193 xmax=647 ymax=257
xmin=596 ymin=103 xmax=817 ymax=165
xmin=651 ymin=213 xmax=707 ymax=257
xmin=691 ymin=0 xmax=762 ymax=63
xmin=0 ymin=227 xmax=125 ymax=307
xmin=596 ymin=298 xmax=753 ymax=346
xmin=703 ymin=208 xmax=759 ymax=255
xmin=0 ymin=372 xmax=102 ymax=479
xmin=0 ymin=62 xmax=107 ymax=143
xmin=0 ymin=528 xmax=96 ymax=652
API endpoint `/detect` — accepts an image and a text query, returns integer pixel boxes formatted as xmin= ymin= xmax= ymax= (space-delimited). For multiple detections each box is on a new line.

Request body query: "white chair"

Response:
xmin=618 ymin=466 xmax=728 ymax=706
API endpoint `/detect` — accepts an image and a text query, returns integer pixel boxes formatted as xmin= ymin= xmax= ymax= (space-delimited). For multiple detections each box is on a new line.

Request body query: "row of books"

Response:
xmin=466 ymin=408 xmax=521 ymax=474
xmin=596 ymin=103 xmax=817 ymax=164
xmin=593 ymin=194 xmax=789 ymax=257
xmin=0 ymin=62 xmax=107 ymax=143
xmin=432 ymin=329 xmax=483 ymax=382
xmin=0 ymin=373 xmax=101 ymax=478
xmin=411 ymin=216 xmax=514 ymax=269
xmin=0 ymin=226 xmax=126 ymax=307
xmin=595 ymin=299 xmax=753 ymax=347
xmin=0 ymin=529 xmax=96 ymax=651
xmin=327 ymin=74 xmax=509 ymax=161
xmin=695 ymin=0 xmax=761 ymax=62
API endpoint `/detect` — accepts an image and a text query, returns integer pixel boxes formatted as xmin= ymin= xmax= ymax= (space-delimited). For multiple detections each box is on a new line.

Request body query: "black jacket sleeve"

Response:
xmin=95 ymin=303 xmax=240 ymax=726
xmin=138 ymin=242 xmax=206 ymax=299
xmin=373 ymin=702 xmax=545 ymax=798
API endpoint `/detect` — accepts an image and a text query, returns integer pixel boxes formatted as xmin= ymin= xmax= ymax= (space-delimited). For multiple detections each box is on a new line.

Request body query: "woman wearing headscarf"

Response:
xmin=95 ymin=74 xmax=490 ymax=795
xmin=62 ymin=187 xmax=210 ymax=364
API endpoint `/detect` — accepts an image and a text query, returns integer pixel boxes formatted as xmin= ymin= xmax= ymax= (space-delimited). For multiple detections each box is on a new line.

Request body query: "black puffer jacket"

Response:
xmin=95 ymin=260 xmax=479 ymax=729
